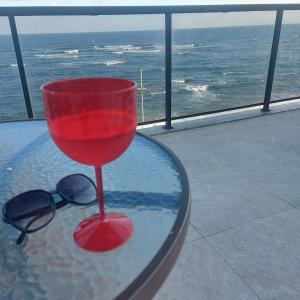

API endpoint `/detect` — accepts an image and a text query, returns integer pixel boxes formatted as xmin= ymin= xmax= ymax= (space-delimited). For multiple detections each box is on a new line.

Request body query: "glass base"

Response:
xmin=73 ymin=212 xmax=133 ymax=252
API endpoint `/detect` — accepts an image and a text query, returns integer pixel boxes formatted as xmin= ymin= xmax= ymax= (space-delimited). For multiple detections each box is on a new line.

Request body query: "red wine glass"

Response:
xmin=42 ymin=77 xmax=137 ymax=252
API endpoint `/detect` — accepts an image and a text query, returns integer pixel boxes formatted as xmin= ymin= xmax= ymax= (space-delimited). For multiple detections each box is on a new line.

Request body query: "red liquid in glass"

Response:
xmin=49 ymin=110 xmax=136 ymax=166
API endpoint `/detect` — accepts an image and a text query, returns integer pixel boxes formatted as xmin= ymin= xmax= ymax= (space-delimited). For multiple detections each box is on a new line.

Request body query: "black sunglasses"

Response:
xmin=2 ymin=174 xmax=97 ymax=245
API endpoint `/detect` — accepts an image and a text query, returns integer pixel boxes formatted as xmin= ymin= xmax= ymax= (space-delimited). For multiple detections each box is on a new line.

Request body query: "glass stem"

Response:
xmin=95 ymin=166 xmax=105 ymax=217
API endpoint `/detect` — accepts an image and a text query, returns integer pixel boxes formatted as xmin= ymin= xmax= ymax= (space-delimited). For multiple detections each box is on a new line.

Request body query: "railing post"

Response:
xmin=8 ymin=16 xmax=34 ymax=118
xmin=262 ymin=9 xmax=283 ymax=112
xmin=164 ymin=13 xmax=172 ymax=129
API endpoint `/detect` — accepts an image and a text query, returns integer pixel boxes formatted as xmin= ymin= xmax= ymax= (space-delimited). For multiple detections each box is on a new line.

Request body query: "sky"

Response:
xmin=0 ymin=0 xmax=299 ymax=34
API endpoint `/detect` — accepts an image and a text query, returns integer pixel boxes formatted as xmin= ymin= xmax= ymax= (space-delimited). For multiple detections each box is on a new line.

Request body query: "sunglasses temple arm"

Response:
xmin=16 ymin=231 xmax=26 ymax=245
xmin=15 ymin=212 xmax=48 ymax=245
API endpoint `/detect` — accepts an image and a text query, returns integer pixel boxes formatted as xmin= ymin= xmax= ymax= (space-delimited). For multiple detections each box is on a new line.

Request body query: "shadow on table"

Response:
xmin=104 ymin=190 xmax=181 ymax=211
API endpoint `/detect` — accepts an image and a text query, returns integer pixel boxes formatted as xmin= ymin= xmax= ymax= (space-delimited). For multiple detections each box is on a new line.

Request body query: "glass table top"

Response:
xmin=0 ymin=120 xmax=188 ymax=299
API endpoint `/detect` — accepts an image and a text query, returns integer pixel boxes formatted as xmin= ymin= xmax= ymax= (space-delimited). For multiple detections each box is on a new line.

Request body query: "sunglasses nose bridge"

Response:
xmin=52 ymin=192 xmax=68 ymax=208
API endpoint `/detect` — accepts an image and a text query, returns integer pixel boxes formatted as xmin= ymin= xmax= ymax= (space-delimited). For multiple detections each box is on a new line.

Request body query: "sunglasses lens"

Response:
xmin=57 ymin=174 xmax=96 ymax=205
xmin=4 ymin=190 xmax=55 ymax=232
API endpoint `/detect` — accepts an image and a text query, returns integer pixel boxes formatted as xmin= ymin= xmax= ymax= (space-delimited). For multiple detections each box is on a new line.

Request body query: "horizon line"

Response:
xmin=0 ymin=22 xmax=300 ymax=36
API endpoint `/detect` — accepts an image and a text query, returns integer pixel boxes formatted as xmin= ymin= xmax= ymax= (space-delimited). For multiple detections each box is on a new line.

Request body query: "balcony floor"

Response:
xmin=152 ymin=109 xmax=300 ymax=300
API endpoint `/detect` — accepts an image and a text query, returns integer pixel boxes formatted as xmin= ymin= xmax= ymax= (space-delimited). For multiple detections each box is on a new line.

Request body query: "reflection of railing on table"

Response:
xmin=137 ymin=68 xmax=150 ymax=123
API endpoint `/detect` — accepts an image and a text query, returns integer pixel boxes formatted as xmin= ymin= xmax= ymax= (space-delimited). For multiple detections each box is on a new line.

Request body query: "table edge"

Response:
xmin=116 ymin=132 xmax=191 ymax=300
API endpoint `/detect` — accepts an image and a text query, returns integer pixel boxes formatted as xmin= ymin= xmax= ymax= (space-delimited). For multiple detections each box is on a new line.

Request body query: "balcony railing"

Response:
xmin=1 ymin=4 xmax=300 ymax=128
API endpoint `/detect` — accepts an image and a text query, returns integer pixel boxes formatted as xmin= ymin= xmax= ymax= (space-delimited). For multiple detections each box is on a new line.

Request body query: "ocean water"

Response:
xmin=0 ymin=24 xmax=299 ymax=122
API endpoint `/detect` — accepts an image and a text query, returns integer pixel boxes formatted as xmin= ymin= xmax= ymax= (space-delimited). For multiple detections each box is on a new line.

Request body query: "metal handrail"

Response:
xmin=262 ymin=9 xmax=283 ymax=112
xmin=2 ymin=4 xmax=300 ymax=126
xmin=8 ymin=16 xmax=33 ymax=118
xmin=1 ymin=4 xmax=300 ymax=15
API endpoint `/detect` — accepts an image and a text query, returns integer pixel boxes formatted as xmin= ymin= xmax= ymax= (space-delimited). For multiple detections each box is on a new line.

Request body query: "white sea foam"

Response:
xmin=95 ymin=44 xmax=161 ymax=54
xmin=105 ymin=45 xmax=139 ymax=51
xmin=150 ymin=91 xmax=166 ymax=96
xmin=35 ymin=53 xmax=78 ymax=59
xmin=172 ymin=79 xmax=185 ymax=84
xmin=102 ymin=60 xmax=125 ymax=66
xmin=95 ymin=45 xmax=135 ymax=51
xmin=137 ymin=87 xmax=150 ymax=91
xmin=118 ymin=45 xmax=160 ymax=53
xmin=223 ymin=71 xmax=247 ymax=75
xmin=94 ymin=46 xmax=104 ymax=50
xmin=175 ymin=43 xmax=199 ymax=49
xmin=127 ymin=49 xmax=161 ymax=54
xmin=198 ymin=45 xmax=220 ymax=49
xmin=9 ymin=63 xmax=26 ymax=67
xmin=185 ymin=84 xmax=209 ymax=93
xmin=64 ymin=49 xmax=79 ymax=55
xmin=36 ymin=54 xmax=50 ymax=58
xmin=116 ymin=44 xmax=133 ymax=49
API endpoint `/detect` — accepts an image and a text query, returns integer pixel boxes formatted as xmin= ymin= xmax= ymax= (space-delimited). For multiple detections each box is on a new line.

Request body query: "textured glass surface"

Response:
xmin=0 ymin=121 xmax=183 ymax=299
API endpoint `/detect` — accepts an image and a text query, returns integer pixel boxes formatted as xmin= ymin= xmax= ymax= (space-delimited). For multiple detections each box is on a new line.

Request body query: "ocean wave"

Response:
xmin=223 ymin=71 xmax=248 ymax=75
xmin=64 ymin=49 xmax=79 ymax=55
xmin=59 ymin=62 xmax=77 ymax=66
xmin=35 ymin=53 xmax=79 ymax=59
xmin=175 ymin=44 xmax=221 ymax=51
xmin=185 ymin=84 xmax=209 ymax=93
xmin=108 ymin=45 xmax=139 ymax=51
xmin=102 ymin=60 xmax=125 ymax=66
xmin=216 ymin=80 xmax=226 ymax=86
xmin=137 ymin=87 xmax=150 ymax=91
xmin=150 ymin=91 xmax=166 ymax=96
xmin=94 ymin=44 xmax=139 ymax=51
xmin=198 ymin=45 xmax=220 ymax=49
xmin=126 ymin=49 xmax=161 ymax=54
xmin=174 ymin=43 xmax=200 ymax=49
xmin=94 ymin=44 xmax=161 ymax=54
xmin=9 ymin=63 xmax=26 ymax=67
xmin=76 ymin=60 xmax=125 ymax=66
xmin=184 ymin=79 xmax=193 ymax=83
xmin=276 ymin=72 xmax=295 ymax=76
xmin=172 ymin=79 xmax=185 ymax=84
xmin=94 ymin=45 xmax=104 ymax=50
